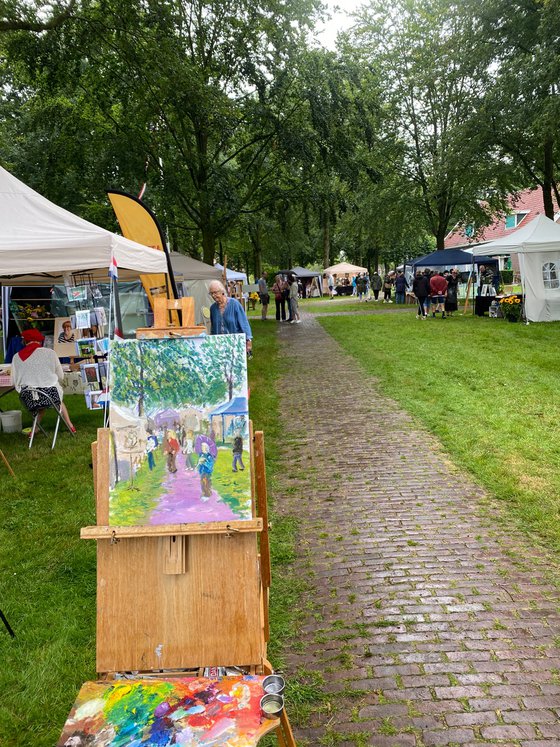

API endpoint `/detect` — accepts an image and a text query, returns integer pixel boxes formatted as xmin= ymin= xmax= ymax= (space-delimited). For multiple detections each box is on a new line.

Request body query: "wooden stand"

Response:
xmin=136 ymin=296 xmax=206 ymax=338
xmin=67 ymin=314 xmax=296 ymax=746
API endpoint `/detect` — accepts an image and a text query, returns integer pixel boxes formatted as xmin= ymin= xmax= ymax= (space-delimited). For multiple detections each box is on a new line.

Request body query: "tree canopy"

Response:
xmin=1 ymin=0 xmax=558 ymax=272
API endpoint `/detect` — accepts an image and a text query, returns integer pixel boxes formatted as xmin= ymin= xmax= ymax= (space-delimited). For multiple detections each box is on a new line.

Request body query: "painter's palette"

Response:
xmin=57 ymin=676 xmax=277 ymax=746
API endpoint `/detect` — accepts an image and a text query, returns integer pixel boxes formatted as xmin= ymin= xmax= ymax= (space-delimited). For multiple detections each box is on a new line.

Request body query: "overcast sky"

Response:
xmin=314 ymin=0 xmax=362 ymax=49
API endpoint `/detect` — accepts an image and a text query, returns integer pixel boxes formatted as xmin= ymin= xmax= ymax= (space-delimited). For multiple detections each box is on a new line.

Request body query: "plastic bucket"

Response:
xmin=0 ymin=410 xmax=22 ymax=433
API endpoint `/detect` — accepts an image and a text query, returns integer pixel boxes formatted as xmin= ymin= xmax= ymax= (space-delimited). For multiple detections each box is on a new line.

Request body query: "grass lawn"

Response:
xmin=320 ymin=311 xmax=560 ymax=561
xmin=0 ymin=324 xmax=295 ymax=747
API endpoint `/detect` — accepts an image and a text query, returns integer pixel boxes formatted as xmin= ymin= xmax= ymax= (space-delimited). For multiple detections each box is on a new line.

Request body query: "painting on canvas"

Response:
xmin=54 ymin=317 xmax=78 ymax=358
xmin=57 ymin=677 xmax=274 ymax=746
xmin=109 ymin=335 xmax=251 ymax=525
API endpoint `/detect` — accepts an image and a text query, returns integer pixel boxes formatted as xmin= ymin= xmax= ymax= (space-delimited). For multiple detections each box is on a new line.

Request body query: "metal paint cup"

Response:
xmin=263 ymin=674 xmax=286 ymax=695
xmin=260 ymin=693 xmax=284 ymax=718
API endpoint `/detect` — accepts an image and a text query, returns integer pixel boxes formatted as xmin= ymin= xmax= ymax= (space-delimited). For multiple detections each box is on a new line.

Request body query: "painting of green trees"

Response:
xmin=109 ymin=334 xmax=251 ymax=526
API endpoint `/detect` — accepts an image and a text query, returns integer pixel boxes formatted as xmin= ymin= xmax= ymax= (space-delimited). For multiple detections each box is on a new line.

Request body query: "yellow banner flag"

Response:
xmin=107 ymin=191 xmax=177 ymax=313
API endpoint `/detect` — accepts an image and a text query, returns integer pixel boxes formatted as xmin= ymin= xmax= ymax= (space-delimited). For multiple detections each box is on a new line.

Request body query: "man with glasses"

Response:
xmin=208 ymin=280 xmax=253 ymax=356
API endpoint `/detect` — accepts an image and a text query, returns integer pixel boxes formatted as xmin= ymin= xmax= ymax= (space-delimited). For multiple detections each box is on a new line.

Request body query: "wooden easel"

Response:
xmin=66 ymin=302 xmax=296 ymax=746
xmin=136 ymin=296 xmax=207 ymax=338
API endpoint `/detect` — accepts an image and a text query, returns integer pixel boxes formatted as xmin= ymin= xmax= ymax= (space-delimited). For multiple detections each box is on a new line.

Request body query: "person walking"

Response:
xmin=209 ymin=280 xmax=253 ymax=354
xmin=371 ymin=271 xmax=382 ymax=301
xmin=430 ymin=271 xmax=448 ymax=318
xmin=288 ymin=273 xmax=301 ymax=324
xmin=412 ymin=270 xmax=430 ymax=318
xmin=326 ymin=273 xmax=334 ymax=298
xmin=394 ymin=271 xmax=409 ymax=304
xmin=272 ymin=274 xmax=287 ymax=322
xmin=258 ymin=271 xmax=269 ymax=320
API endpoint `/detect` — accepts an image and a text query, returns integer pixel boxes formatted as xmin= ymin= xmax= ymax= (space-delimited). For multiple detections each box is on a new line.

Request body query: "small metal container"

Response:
xmin=263 ymin=674 xmax=286 ymax=695
xmin=260 ymin=693 xmax=284 ymax=718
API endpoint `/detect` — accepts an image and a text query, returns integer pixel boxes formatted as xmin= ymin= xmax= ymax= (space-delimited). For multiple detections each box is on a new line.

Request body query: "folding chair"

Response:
xmin=20 ymin=387 xmax=75 ymax=449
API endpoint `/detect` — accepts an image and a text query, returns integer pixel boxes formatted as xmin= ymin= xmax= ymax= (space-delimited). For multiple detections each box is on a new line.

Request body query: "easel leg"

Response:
xmin=277 ymin=710 xmax=297 ymax=747
xmin=0 ymin=449 xmax=15 ymax=478
xmin=0 ymin=609 xmax=15 ymax=637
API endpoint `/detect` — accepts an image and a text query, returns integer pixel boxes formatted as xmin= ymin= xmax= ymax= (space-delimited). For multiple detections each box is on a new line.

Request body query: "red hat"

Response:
xmin=21 ymin=328 xmax=45 ymax=344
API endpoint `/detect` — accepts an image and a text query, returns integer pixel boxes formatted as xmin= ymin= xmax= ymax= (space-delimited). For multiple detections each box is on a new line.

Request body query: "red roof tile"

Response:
xmin=444 ymin=188 xmax=560 ymax=249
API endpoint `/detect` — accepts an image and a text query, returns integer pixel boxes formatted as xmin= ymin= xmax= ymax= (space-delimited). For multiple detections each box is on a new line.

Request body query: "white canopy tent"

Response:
xmin=324 ymin=262 xmax=368 ymax=276
xmin=472 ymin=215 xmax=560 ymax=322
xmin=0 ymin=166 xmax=168 ymax=285
xmin=170 ymin=252 xmax=221 ymax=281
xmin=214 ymin=263 xmax=248 ymax=283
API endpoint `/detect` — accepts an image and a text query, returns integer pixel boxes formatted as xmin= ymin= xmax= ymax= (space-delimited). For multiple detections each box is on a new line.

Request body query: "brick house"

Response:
xmin=444 ymin=188 xmax=560 ymax=273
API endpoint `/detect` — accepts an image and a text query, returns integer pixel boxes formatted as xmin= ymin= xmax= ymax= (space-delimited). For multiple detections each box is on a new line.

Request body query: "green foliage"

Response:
xmin=501 ymin=269 xmax=514 ymax=284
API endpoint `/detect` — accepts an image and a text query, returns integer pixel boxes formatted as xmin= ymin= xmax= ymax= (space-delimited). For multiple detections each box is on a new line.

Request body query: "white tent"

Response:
xmin=214 ymin=263 xmax=248 ymax=283
xmin=170 ymin=252 xmax=221 ymax=281
xmin=472 ymin=215 xmax=560 ymax=322
xmin=0 ymin=166 xmax=167 ymax=285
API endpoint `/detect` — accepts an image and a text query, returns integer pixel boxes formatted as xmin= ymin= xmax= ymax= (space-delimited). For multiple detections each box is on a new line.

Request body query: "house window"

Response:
xmin=505 ymin=212 xmax=529 ymax=229
xmin=543 ymin=262 xmax=559 ymax=289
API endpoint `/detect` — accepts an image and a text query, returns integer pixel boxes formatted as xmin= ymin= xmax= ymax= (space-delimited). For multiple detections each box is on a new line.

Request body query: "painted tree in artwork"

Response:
xmin=110 ymin=340 xmax=200 ymax=413
xmin=199 ymin=335 xmax=247 ymax=402
xmin=110 ymin=337 xmax=247 ymax=413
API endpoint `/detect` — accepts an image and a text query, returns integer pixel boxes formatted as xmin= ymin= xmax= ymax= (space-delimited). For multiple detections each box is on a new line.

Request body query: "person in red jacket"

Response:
xmin=429 ymin=271 xmax=448 ymax=318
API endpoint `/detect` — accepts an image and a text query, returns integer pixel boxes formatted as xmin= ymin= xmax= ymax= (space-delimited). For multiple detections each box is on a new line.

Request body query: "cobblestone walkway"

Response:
xmin=275 ymin=314 xmax=560 ymax=747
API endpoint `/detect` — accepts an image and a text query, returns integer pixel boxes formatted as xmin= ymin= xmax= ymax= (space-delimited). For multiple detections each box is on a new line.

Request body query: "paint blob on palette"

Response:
xmin=57 ymin=676 xmax=277 ymax=746
xmin=109 ymin=335 xmax=252 ymax=526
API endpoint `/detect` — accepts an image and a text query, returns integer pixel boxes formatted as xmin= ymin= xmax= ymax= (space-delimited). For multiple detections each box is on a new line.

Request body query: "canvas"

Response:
xmin=109 ymin=335 xmax=251 ymax=526
xmin=57 ymin=677 xmax=275 ymax=746
xmin=54 ymin=317 xmax=79 ymax=358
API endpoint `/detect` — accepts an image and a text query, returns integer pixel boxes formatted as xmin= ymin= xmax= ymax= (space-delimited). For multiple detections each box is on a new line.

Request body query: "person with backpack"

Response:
xmin=371 ymin=271 xmax=382 ymax=301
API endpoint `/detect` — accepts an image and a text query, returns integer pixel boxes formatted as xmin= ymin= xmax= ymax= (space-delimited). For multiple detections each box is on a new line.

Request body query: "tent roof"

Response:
xmin=290 ymin=266 xmax=321 ymax=278
xmin=0 ymin=166 xmax=168 ymax=285
xmin=214 ymin=263 xmax=247 ymax=282
xmin=168 ymin=252 xmax=221 ymax=280
xmin=472 ymin=215 xmax=560 ymax=255
xmin=324 ymin=262 xmax=367 ymax=275
xmin=209 ymin=396 xmax=248 ymax=416
xmin=412 ymin=248 xmax=476 ymax=267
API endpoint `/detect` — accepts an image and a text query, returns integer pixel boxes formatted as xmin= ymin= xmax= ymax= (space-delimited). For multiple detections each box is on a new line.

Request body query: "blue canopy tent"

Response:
xmin=209 ymin=396 xmax=248 ymax=443
xmin=411 ymin=248 xmax=493 ymax=267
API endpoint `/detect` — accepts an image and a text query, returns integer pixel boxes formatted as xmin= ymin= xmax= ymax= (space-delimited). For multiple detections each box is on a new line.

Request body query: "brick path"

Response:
xmin=274 ymin=314 xmax=560 ymax=747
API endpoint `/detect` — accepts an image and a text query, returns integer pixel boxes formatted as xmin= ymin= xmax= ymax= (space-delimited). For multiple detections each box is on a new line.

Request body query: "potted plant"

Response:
xmin=499 ymin=295 xmax=522 ymax=322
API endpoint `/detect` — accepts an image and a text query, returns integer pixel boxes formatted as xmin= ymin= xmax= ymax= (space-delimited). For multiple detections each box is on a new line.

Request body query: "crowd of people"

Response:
xmin=412 ymin=268 xmax=460 ymax=319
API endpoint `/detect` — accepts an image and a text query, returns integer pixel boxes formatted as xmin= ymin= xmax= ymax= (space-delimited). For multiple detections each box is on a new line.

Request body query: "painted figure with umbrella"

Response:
xmin=195 ymin=435 xmax=217 ymax=500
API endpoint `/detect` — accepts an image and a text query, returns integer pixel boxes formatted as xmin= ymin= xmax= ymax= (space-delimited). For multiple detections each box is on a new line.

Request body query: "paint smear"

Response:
xmin=58 ymin=676 xmax=277 ymax=746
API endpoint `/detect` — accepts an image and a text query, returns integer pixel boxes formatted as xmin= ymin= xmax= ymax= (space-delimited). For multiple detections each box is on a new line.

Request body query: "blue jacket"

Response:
xmin=210 ymin=298 xmax=252 ymax=340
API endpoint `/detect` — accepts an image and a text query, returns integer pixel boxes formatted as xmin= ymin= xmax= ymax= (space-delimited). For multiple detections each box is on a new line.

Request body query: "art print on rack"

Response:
xmin=109 ymin=335 xmax=251 ymax=525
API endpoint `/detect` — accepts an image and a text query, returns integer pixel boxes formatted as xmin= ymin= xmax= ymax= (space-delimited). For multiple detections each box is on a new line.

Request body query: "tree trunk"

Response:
xmin=435 ymin=225 xmax=446 ymax=251
xmin=542 ymin=138 xmax=555 ymax=219
xmin=371 ymin=245 xmax=379 ymax=274
xmin=201 ymin=225 xmax=215 ymax=265
xmin=218 ymin=240 xmax=224 ymax=265
xmin=322 ymin=211 xmax=330 ymax=268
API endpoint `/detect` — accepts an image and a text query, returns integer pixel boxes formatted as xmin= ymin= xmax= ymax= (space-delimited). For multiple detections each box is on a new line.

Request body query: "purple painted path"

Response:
xmin=149 ymin=451 xmax=240 ymax=524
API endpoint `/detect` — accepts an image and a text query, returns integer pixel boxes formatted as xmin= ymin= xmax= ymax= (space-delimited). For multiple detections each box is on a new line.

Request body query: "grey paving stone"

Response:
xmin=273 ymin=314 xmax=560 ymax=746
